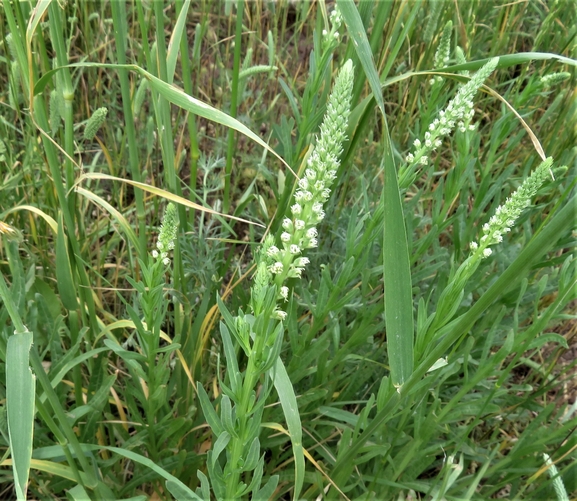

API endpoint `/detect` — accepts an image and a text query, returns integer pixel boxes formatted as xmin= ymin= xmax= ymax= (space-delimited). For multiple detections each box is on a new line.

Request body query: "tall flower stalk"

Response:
xmin=124 ymin=203 xmax=178 ymax=462
xmin=417 ymin=157 xmax=555 ymax=357
xmin=400 ymin=57 xmax=499 ymax=188
xmin=198 ymin=60 xmax=354 ymax=500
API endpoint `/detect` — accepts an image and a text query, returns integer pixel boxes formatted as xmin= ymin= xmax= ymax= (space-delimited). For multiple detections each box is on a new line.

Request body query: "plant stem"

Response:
xmin=223 ymin=0 xmax=244 ymax=214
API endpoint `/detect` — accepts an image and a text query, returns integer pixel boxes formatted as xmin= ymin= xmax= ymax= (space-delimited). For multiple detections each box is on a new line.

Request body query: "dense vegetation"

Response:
xmin=0 ymin=0 xmax=576 ymax=499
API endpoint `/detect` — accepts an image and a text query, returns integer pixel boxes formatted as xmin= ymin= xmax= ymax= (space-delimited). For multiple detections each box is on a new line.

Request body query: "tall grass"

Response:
xmin=0 ymin=1 xmax=576 ymax=500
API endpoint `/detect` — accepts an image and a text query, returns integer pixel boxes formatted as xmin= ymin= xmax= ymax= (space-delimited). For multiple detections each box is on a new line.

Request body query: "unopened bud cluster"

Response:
xmin=430 ymin=21 xmax=453 ymax=85
xmin=152 ymin=203 xmax=178 ymax=265
xmin=407 ymin=57 xmax=499 ymax=167
xmin=539 ymin=72 xmax=571 ymax=89
xmin=470 ymin=157 xmax=554 ymax=258
xmin=322 ymin=8 xmax=344 ymax=50
xmin=265 ymin=60 xmax=354 ymax=303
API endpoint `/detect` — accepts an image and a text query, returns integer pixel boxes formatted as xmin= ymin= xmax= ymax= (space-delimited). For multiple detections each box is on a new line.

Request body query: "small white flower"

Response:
xmin=291 ymin=203 xmax=302 ymax=215
xmin=314 ymin=180 xmax=325 ymax=191
xmin=157 ymin=241 xmax=164 ymax=251
xmin=434 ymin=139 xmax=442 ymax=148
xmin=429 ymin=123 xmax=435 ymax=131
xmin=292 ymin=267 xmax=304 ymax=278
xmin=483 ymin=248 xmax=492 ymax=258
xmin=163 ymin=257 xmax=170 ymax=265
xmin=295 ymin=219 xmax=305 ymax=230
xmin=470 ymin=241 xmax=478 ymax=250
xmin=152 ymin=250 xmax=159 ymax=258
xmin=315 ymin=210 xmax=325 ymax=221
xmin=308 ymin=238 xmax=318 ymax=248
xmin=289 ymin=244 xmax=301 ymax=254
xmin=321 ymin=189 xmax=331 ymax=200
xmin=406 ymin=153 xmax=415 ymax=163
xmin=299 ymin=178 xmax=309 ymax=190
xmin=303 ymin=191 xmax=313 ymax=201
xmin=280 ymin=286 xmax=289 ymax=300
xmin=420 ymin=156 xmax=428 ymax=165
xmin=312 ymin=202 xmax=323 ymax=213
xmin=270 ymin=261 xmax=284 ymax=274
xmin=425 ymin=132 xmax=431 ymax=140
xmin=295 ymin=257 xmax=310 ymax=267
xmin=274 ymin=310 xmax=287 ymax=320
xmin=306 ymin=227 xmax=318 ymax=238
xmin=294 ymin=191 xmax=305 ymax=202
xmin=267 ymin=246 xmax=280 ymax=257
xmin=483 ymin=223 xmax=490 ymax=232
xmin=282 ymin=218 xmax=293 ymax=230
xmin=306 ymin=169 xmax=316 ymax=180
xmin=413 ymin=139 xmax=421 ymax=148
xmin=425 ymin=139 xmax=432 ymax=148
xmin=468 ymin=124 xmax=476 ymax=131
xmin=281 ymin=232 xmax=291 ymax=242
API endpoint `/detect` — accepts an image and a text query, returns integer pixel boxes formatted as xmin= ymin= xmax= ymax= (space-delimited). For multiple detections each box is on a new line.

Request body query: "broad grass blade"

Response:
xmin=338 ymin=0 xmax=414 ymax=386
xmin=270 ymin=357 xmax=304 ymax=501
xmin=166 ymin=0 xmax=192 ymax=85
xmin=75 ymin=188 xmax=140 ymax=253
xmin=7 ymin=332 xmax=35 ymax=501
xmin=77 ymin=173 xmax=264 ymax=228
xmin=55 ymin=214 xmax=78 ymax=310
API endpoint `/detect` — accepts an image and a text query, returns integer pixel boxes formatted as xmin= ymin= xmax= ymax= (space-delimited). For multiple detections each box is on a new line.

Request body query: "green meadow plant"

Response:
xmin=197 ymin=59 xmax=354 ymax=501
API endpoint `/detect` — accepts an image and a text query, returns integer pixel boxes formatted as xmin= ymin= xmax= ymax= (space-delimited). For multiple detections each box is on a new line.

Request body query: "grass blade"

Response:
xmin=7 ymin=331 xmax=35 ymax=501
xmin=338 ymin=0 xmax=414 ymax=385
xmin=166 ymin=0 xmax=192 ymax=85
xmin=55 ymin=213 xmax=78 ymax=311
xmin=270 ymin=357 xmax=304 ymax=501
xmin=77 ymin=173 xmax=264 ymax=228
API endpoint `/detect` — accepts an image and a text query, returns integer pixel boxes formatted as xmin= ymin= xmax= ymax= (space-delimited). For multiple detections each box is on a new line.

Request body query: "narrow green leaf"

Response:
xmin=197 ymin=384 xmax=224 ymax=437
xmin=220 ymin=323 xmax=241 ymax=395
xmin=243 ymin=437 xmax=260 ymax=472
xmin=166 ymin=0 xmax=192 ymax=84
xmin=66 ymin=484 xmax=90 ymax=501
xmin=114 ymin=449 xmax=202 ymax=500
xmin=252 ymin=475 xmax=279 ymax=501
xmin=75 ymin=188 xmax=140 ymax=252
xmin=211 ymin=431 xmax=231 ymax=467
xmin=7 ymin=332 xmax=35 ymax=501
xmin=55 ymin=213 xmax=78 ymax=310
xmin=270 ymin=357 xmax=304 ymax=501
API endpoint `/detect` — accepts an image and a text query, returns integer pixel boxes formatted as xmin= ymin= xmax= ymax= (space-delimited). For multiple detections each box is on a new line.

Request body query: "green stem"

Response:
xmin=223 ymin=0 xmax=244 ymax=214
xmin=224 ymin=355 xmax=259 ymax=499
xmin=110 ymin=0 xmax=148 ymax=259
xmin=0 ymin=273 xmax=26 ymax=334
